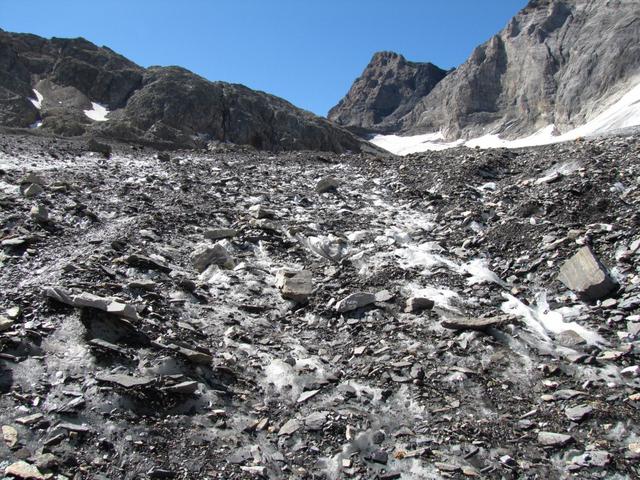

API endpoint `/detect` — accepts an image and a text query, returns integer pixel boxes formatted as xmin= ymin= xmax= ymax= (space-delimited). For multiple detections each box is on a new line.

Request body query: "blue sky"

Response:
xmin=2 ymin=0 xmax=527 ymax=116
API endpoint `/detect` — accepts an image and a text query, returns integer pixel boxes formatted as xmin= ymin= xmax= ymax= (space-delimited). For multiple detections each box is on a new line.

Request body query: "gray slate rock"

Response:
xmin=538 ymin=431 xmax=574 ymax=447
xmin=191 ymin=243 xmax=234 ymax=272
xmin=558 ymin=246 xmax=617 ymax=300
xmin=275 ymin=269 xmax=313 ymax=303
xmin=335 ymin=292 xmax=377 ymax=313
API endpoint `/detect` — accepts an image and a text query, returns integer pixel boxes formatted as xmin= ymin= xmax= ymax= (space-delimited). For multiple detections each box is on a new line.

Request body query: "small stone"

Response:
xmin=2 ymin=425 xmax=18 ymax=447
xmin=565 ymin=404 xmax=593 ymax=422
xmin=404 ymin=296 xmax=435 ymax=313
xmin=191 ymin=243 xmax=234 ymax=272
xmin=601 ymin=298 xmax=618 ymax=308
xmin=204 ymin=228 xmax=238 ymax=240
xmin=249 ymin=205 xmax=275 ymax=219
xmin=275 ymin=269 xmax=313 ymax=303
xmin=6 ymin=307 xmax=20 ymax=319
xmin=176 ymin=346 xmax=213 ymax=365
xmin=435 ymin=463 xmax=460 ymax=472
xmin=29 ymin=205 xmax=48 ymax=223
xmin=278 ymin=419 xmax=301 ymax=436
xmin=34 ymin=453 xmax=58 ymax=470
xmin=558 ymin=246 xmax=617 ymax=300
xmin=304 ymin=411 xmax=329 ymax=431
xmin=22 ymin=183 xmax=44 ymax=198
xmin=335 ymin=292 xmax=376 ymax=313
xmin=160 ymin=381 xmax=198 ymax=394
xmin=297 ymin=389 xmax=320 ymax=403
xmin=555 ymin=330 xmax=587 ymax=347
xmin=571 ymin=450 xmax=611 ymax=467
xmin=316 ymin=176 xmax=340 ymax=193
xmin=621 ymin=365 xmax=640 ymax=377
xmin=367 ymin=450 xmax=388 ymax=465
xmin=537 ymin=431 xmax=574 ymax=447
xmin=4 ymin=461 xmax=46 ymax=480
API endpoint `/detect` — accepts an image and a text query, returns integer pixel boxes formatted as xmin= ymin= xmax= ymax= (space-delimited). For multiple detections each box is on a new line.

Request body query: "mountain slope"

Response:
xmin=0 ymin=29 xmax=374 ymax=153
xmin=331 ymin=0 xmax=640 ymax=143
xmin=327 ymin=51 xmax=448 ymax=135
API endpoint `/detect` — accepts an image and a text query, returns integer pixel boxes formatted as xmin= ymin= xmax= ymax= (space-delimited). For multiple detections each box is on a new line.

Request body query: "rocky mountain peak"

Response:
xmin=328 ymin=51 xmax=449 ymax=135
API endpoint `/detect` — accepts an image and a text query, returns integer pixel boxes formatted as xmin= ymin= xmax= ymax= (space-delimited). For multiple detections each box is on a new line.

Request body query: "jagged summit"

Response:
xmin=328 ymin=51 xmax=448 ymax=135
xmin=0 ymin=30 xmax=375 ymax=153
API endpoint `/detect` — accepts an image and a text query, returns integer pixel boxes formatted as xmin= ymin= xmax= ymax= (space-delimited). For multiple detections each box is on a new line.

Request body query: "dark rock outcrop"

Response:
xmin=0 ymin=29 xmax=373 ymax=153
xmin=328 ymin=52 xmax=448 ymax=135
xmin=331 ymin=0 xmax=640 ymax=141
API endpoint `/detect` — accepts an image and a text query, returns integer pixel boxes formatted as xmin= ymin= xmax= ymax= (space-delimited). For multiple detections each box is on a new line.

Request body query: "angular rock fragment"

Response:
xmin=175 ymin=346 xmax=213 ymax=365
xmin=29 ymin=205 xmax=48 ymax=223
xmin=4 ymin=461 xmax=46 ymax=480
xmin=316 ymin=176 xmax=340 ymax=193
xmin=87 ymin=138 xmax=112 ymax=157
xmin=441 ymin=315 xmax=506 ymax=331
xmin=537 ymin=431 xmax=574 ymax=447
xmin=565 ymin=404 xmax=593 ymax=422
xmin=191 ymin=243 xmax=234 ymax=272
xmin=571 ymin=450 xmax=611 ymax=468
xmin=22 ymin=183 xmax=43 ymax=198
xmin=15 ymin=413 xmax=44 ymax=426
xmin=304 ymin=411 xmax=329 ymax=431
xmin=558 ymin=246 xmax=617 ymax=300
xmin=335 ymin=292 xmax=376 ymax=313
xmin=275 ymin=269 xmax=313 ymax=303
xmin=404 ymin=296 xmax=434 ymax=313
xmin=278 ymin=419 xmax=301 ymax=436
xmin=297 ymin=389 xmax=320 ymax=403
xmin=2 ymin=424 xmax=18 ymax=447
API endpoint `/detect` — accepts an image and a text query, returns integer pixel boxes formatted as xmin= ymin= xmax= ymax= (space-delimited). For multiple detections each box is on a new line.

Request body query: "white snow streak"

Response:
xmin=29 ymin=89 xmax=43 ymax=109
xmin=373 ymin=81 xmax=640 ymax=155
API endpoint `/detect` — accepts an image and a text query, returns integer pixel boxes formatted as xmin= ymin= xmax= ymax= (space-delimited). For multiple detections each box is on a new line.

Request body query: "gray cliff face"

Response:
xmin=332 ymin=0 xmax=640 ymax=141
xmin=327 ymin=51 xmax=449 ymax=135
xmin=0 ymin=30 xmax=372 ymax=153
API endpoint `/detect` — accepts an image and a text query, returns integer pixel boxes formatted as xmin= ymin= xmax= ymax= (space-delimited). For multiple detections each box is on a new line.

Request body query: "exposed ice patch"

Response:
xmin=29 ymin=89 xmax=43 ymax=110
xmin=501 ymin=292 xmax=606 ymax=346
xmin=29 ymin=120 xmax=43 ymax=129
xmin=84 ymin=102 xmax=110 ymax=122
xmin=462 ymin=258 xmax=508 ymax=287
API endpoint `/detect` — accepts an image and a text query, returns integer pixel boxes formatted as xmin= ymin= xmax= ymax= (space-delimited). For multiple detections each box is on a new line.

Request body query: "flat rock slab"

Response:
xmin=404 ymin=296 xmax=435 ymax=313
xmin=96 ymin=373 xmax=155 ymax=389
xmin=538 ymin=431 xmax=574 ymax=447
xmin=278 ymin=419 xmax=301 ymax=436
xmin=316 ymin=176 xmax=340 ymax=193
xmin=558 ymin=246 xmax=617 ymax=300
xmin=335 ymin=292 xmax=376 ymax=313
xmin=441 ymin=316 xmax=506 ymax=331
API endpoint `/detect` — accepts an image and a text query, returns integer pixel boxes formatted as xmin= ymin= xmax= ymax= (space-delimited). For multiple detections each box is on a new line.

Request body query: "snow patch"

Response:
xmin=29 ymin=89 xmax=43 ymax=110
xmin=84 ymin=102 xmax=110 ymax=122
xmin=373 ymin=81 xmax=640 ymax=155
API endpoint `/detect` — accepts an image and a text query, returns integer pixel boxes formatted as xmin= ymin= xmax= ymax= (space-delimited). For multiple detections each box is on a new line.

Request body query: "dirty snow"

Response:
xmin=84 ymin=102 xmax=110 ymax=122
xmin=29 ymin=89 xmax=43 ymax=109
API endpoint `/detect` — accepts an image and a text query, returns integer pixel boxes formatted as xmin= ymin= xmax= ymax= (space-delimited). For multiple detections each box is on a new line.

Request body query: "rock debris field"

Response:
xmin=0 ymin=131 xmax=640 ymax=479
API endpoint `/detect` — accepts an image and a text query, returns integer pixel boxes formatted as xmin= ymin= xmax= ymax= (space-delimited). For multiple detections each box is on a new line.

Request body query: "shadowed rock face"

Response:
xmin=328 ymin=51 xmax=449 ymax=135
xmin=0 ymin=30 xmax=373 ymax=153
xmin=332 ymin=0 xmax=640 ymax=141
